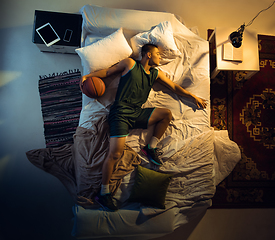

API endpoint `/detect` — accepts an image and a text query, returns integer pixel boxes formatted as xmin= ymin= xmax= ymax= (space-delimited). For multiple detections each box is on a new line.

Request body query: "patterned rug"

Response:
xmin=38 ymin=69 xmax=82 ymax=148
xmin=209 ymin=34 xmax=275 ymax=208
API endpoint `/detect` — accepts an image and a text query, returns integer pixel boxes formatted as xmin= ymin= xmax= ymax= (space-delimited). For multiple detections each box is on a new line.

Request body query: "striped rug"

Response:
xmin=38 ymin=69 xmax=82 ymax=148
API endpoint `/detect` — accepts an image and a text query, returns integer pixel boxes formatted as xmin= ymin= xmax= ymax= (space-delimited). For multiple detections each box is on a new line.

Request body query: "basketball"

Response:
xmin=82 ymin=77 xmax=105 ymax=98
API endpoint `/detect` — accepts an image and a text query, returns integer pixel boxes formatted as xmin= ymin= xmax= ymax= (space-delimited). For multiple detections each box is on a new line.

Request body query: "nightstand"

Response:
xmin=32 ymin=10 xmax=82 ymax=54
xmin=208 ymin=27 xmax=260 ymax=79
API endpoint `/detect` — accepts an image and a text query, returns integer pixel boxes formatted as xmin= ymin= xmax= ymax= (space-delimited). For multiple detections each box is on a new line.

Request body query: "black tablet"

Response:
xmin=36 ymin=23 xmax=60 ymax=47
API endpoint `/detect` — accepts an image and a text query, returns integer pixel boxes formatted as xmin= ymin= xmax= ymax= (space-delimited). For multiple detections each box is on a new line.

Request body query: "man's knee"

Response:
xmin=107 ymin=136 xmax=126 ymax=163
xmin=109 ymin=149 xmax=123 ymax=162
xmin=148 ymin=108 xmax=172 ymax=126
xmin=164 ymin=109 xmax=172 ymax=122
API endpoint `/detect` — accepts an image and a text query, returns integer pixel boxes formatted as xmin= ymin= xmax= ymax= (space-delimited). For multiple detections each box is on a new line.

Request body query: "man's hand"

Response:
xmin=79 ymin=75 xmax=89 ymax=91
xmin=193 ymin=96 xmax=207 ymax=109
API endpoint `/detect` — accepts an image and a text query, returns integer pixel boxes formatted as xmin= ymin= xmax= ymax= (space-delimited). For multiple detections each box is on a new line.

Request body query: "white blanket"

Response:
xmin=73 ymin=4 xmax=241 ymax=239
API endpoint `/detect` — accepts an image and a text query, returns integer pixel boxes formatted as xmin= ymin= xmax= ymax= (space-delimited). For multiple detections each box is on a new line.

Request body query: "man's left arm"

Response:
xmin=156 ymin=70 xmax=207 ymax=109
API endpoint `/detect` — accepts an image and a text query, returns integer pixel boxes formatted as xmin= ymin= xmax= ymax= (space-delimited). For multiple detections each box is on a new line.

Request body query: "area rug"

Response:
xmin=210 ymin=33 xmax=275 ymax=208
xmin=38 ymin=69 xmax=82 ymax=148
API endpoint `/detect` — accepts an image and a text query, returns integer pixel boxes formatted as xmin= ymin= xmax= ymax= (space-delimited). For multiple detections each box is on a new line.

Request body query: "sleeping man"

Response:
xmin=80 ymin=43 xmax=207 ymax=211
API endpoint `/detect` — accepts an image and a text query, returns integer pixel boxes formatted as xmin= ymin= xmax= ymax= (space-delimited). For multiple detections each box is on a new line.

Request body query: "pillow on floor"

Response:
xmin=128 ymin=165 xmax=173 ymax=209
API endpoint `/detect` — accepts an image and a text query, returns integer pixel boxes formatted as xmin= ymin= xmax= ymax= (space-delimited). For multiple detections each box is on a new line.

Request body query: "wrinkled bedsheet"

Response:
xmin=71 ymin=4 xmax=242 ymax=239
xmin=70 ymin=5 xmax=242 ymax=240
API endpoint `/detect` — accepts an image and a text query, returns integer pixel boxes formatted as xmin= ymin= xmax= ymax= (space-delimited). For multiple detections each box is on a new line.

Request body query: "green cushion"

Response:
xmin=128 ymin=165 xmax=173 ymax=209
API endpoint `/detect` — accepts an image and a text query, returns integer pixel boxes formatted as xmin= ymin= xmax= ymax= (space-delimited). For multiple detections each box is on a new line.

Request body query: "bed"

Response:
xmin=27 ymin=4 xmax=241 ymax=240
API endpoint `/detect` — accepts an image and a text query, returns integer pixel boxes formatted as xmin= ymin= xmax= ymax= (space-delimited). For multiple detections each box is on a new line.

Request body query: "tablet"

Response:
xmin=36 ymin=23 xmax=60 ymax=47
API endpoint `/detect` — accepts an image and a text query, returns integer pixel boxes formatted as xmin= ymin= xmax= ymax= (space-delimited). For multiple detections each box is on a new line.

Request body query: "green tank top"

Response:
xmin=114 ymin=61 xmax=159 ymax=107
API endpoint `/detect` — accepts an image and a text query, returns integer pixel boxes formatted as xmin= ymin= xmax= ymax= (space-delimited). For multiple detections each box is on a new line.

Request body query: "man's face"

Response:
xmin=148 ymin=47 xmax=161 ymax=66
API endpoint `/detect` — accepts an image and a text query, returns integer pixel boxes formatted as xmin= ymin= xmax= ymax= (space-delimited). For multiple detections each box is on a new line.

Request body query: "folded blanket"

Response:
xmin=72 ymin=125 xmax=141 ymax=207
xmin=26 ymin=124 xmax=141 ymax=208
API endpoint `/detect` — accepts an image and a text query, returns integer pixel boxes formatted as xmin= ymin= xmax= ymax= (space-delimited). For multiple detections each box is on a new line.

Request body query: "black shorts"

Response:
xmin=108 ymin=102 xmax=156 ymax=137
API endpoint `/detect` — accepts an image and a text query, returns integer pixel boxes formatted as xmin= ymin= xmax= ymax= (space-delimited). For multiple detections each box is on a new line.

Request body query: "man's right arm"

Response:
xmin=80 ymin=58 xmax=134 ymax=89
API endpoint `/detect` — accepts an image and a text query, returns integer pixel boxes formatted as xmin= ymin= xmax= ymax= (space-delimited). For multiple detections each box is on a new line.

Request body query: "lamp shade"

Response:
xmin=230 ymin=31 xmax=243 ymax=48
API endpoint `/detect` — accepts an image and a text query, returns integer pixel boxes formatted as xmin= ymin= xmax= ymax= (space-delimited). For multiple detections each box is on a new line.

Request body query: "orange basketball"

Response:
xmin=82 ymin=77 xmax=105 ymax=98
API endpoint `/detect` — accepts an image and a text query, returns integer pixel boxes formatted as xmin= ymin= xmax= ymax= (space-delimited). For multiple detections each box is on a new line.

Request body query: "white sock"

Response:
xmin=148 ymin=136 xmax=159 ymax=149
xmin=101 ymin=184 xmax=110 ymax=195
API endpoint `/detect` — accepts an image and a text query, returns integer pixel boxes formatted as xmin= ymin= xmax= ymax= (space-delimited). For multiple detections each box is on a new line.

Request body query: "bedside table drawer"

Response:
xmin=35 ymin=43 xmax=79 ymax=54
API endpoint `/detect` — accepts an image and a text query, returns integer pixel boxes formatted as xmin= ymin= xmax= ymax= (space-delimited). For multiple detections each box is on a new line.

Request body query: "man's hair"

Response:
xmin=141 ymin=43 xmax=158 ymax=57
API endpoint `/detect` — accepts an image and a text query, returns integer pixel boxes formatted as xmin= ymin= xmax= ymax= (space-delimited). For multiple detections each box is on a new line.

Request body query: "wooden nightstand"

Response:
xmin=208 ymin=27 xmax=260 ymax=79
xmin=32 ymin=10 xmax=82 ymax=54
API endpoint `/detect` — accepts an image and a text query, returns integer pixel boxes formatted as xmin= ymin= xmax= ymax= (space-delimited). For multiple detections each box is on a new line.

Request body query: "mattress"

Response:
xmin=72 ymin=4 xmax=241 ymax=239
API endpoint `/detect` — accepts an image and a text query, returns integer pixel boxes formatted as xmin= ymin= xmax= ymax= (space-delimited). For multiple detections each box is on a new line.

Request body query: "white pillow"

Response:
xmin=75 ymin=28 xmax=133 ymax=73
xmin=130 ymin=21 xmax=181 ymax=64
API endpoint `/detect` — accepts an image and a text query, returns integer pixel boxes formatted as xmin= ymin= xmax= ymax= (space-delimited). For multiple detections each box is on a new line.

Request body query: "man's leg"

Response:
xmin=96 ymin=136 xmax=126 ymax=211
xmin=142 ymin=108 xmax=172 ymax=165
xmin=102 ymin=136 xmax=126 ymax=186
xmin=148 ymin=108 xmax=172 ymax=141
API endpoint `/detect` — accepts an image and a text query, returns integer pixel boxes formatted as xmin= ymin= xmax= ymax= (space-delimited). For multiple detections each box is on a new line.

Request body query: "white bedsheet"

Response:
xmin=73 ymin=4 xmax=241 ymax=239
